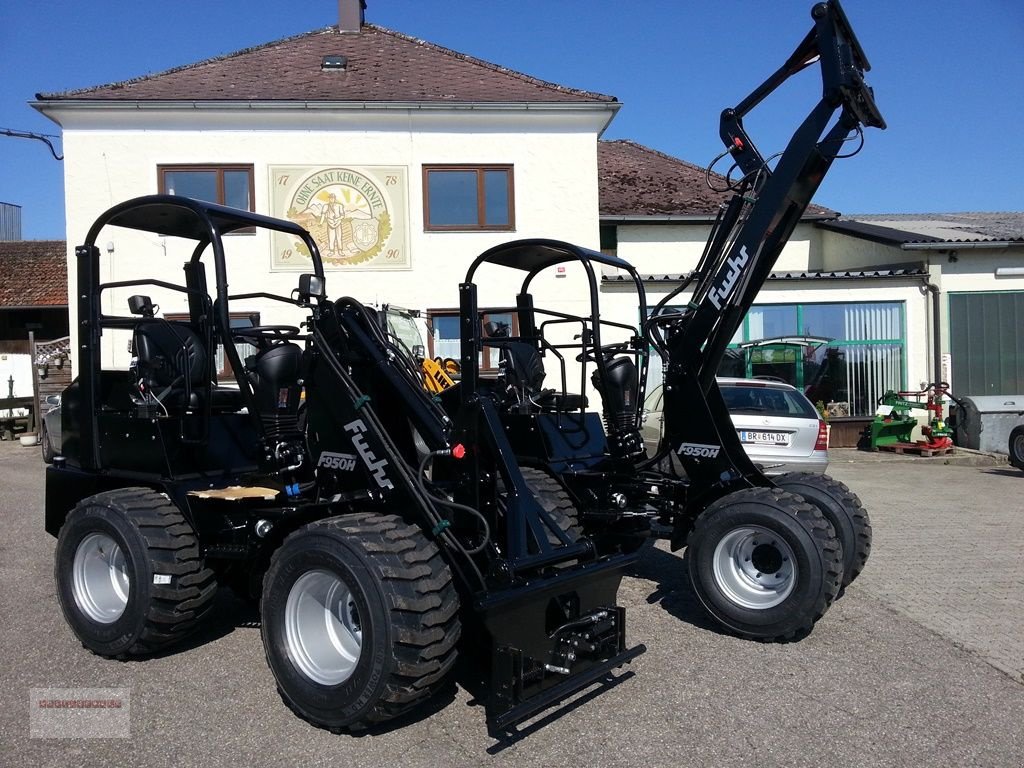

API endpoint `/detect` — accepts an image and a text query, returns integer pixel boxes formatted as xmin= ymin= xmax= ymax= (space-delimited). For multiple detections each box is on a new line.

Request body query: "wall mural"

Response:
xmin=269 ymin=166 xmax=409 ymax=271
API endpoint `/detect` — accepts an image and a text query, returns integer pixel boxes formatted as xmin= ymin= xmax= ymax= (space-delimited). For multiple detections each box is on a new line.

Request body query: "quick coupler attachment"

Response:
xmin=477 ymin=553 xmax=646 ymax=734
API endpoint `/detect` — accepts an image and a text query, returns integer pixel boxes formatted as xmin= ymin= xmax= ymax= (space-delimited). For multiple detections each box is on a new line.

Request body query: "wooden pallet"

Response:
xmin=875 ymin=442 xmax=954 ymax=458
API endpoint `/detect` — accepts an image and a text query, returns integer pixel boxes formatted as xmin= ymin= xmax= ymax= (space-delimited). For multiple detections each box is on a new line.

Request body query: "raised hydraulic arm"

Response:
xmin=645 ymin=0 xmax=885 ymax=511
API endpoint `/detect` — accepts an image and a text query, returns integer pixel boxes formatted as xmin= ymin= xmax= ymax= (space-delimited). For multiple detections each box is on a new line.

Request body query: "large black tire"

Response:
xmin=261 ymin=513 xmax=461 ymax=731
xmin=1009 ymin=426 xmax=1024 ymax=470
xmin=685 ymin=487 xmax=843 ymax=642
xmin=40 ymin=423 xmax=55 ymax=463
xmin=520 ymin=466 xmax=582 ymax=543
xmin=54 ymin=487 xmax=218 ymax=657
xmin=773 ymin=472 xmax=871 ymax=588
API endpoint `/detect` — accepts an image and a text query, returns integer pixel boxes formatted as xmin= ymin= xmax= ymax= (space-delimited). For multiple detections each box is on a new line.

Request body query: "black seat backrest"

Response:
xmin=134 ymin=321 xmax=206 ymax=389
xmin=247 ymin=342 xmax=303 ymax=414
xmin=498 ymin=341 xmax=546 ymax=393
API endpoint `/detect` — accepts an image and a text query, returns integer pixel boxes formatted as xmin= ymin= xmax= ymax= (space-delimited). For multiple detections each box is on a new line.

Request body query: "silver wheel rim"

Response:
xmin=712 ymin=525 xmax=797 ymax=609
xmin=72 ymin=532 xmax=130 ymax=623
xmin=284 ymin=569 xmax=362 ymax=686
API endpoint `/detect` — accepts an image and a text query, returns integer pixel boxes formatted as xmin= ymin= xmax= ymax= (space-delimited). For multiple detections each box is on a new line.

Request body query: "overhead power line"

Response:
xmin=1 ymin=128 xmax=63 ymax=161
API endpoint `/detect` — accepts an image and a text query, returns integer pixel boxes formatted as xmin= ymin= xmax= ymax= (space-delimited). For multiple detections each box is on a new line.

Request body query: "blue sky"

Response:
xmin=1 ymin=0 xmax=1022 ymax=239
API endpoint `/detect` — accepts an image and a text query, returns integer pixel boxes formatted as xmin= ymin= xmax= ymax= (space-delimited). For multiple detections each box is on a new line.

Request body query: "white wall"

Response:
xmin=53 ymin=107 xmax=609 ymax=368
xmin=0 ymin=353 xmax=33 ymax=416
xmin=612 ymin=221 xmax=823 ymax=276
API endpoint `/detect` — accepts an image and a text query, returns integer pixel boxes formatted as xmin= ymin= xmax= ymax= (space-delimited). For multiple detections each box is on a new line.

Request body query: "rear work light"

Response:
xmin=814 ymin=420 xmax=829 ymax=451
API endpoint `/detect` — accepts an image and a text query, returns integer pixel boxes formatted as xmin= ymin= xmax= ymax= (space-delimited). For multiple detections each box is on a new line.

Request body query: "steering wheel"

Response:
xmin=576 ymin=342 xmax=632 ymax=363
xmin=232 ymin=325 xmax=301 ymax=350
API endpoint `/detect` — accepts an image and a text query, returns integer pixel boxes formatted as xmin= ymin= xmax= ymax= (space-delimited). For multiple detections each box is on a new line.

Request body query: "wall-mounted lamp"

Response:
xmin=994 ymin=267 xmax=1024 ymax=277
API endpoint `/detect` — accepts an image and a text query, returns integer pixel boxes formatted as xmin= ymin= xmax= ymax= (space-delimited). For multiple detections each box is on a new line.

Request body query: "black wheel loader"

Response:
xmin=46 ymin=196 xmax=643 ymax=736
xmin=454 ymin=0 xmax=882 ymax=641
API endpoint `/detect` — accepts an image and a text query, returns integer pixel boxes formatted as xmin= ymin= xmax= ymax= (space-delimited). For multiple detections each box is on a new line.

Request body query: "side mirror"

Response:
xmin=411 ymin=344 xmax=426 ymax=361
xmin=45 ymin=394 xmax=62 ymax=407
xmin=128 ymin=294 xmax=155 ymax=318
xmin=298 ymin=274 xmax=325 ymax=300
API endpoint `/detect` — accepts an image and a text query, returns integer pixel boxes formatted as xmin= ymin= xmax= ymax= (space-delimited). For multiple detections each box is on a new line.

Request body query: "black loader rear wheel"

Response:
xmin=54 ymin=487 xmax=218 ymax=657
xmin=520 ymin=466 xmax=583 ymax=543
xmin=1009 ymin=426 xmax=1024 ymax=470
xmin=684 ymin=487 xmax=843 ymax=642
xmin=261 ymin=513 xmax=461 ymax=731
xmin=773 ymin=472 xmax=872 ymax=589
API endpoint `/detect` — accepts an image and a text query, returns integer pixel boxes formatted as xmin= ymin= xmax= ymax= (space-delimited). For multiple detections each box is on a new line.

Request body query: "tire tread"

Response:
xmin=270 ymin=513 xmax=460 ymax=731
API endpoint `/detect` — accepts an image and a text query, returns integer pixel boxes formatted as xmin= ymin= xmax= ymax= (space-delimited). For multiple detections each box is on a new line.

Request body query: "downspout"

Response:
xmin=920 ymin=277 xmax=942 ymax=386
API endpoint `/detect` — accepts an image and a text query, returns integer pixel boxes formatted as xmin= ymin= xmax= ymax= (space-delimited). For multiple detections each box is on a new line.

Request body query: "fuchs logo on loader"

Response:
xmin=706 ymin=245 xmax=751 ymax=310
xmin=317 ymin=452 xmax=358 ymax=472
xmin=344 ymin=419 xmax=395 ymax=490
xmin=676 ymin=442 xmax=721 ymax=459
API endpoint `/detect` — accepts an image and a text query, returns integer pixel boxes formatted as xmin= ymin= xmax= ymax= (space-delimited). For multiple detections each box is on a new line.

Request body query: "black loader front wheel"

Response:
xmin=773 ymin=472 xmax=872 ymax=589
xmin=54 ymin=487 xmax=218 ymax=657
xmin=685 ymin=487 xmax=842 ymax=642
xmin=261 ymin=513 xmax=461 ymax=731
xmin=1009 ymin=426 xmax=1024 ymax=471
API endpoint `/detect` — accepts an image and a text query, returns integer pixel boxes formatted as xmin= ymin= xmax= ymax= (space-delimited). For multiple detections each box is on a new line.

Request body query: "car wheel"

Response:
xmin=54 ymin=488 xmax=218 ymax=657
xmin=685 ymin=487 xmax=843 ymax=641
xmin=40 ymin=423 xmax=55 ymax=463
xmin=1009 ymin=426 xmax=1024 ymax=470
xmin=261 ymin=513 xmax=460 ymax=731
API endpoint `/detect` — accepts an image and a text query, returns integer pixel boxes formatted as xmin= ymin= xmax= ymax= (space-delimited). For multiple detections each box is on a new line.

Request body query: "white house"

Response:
xmin=33 ymin=2 xmax=618 ymax=372
xmin=32 ymin=1 xmax=1023 ymax=434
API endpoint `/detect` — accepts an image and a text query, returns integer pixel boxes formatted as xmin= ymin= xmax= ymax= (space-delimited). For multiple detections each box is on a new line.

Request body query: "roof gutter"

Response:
xmin=605 ymin=270 xmax=927 ymax=284
xmin=901 ymin=241 xmax=1013 ymax=251
xmin=601 ymin=212 xmax=835 ymax=224
xmin=31 ymin=98 xmax=620 ymax=127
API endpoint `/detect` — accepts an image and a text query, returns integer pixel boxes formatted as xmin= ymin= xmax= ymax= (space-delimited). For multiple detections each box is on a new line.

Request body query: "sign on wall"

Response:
xmin=269 ymin=166 xmax=409 ymax=271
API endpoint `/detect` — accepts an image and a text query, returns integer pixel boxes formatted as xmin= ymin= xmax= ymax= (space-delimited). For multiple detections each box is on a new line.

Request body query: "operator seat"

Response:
xmin=494 ymin=341 xmax=587 ymax=411
xmin=133 ymin=321 xmax=207 ymax=408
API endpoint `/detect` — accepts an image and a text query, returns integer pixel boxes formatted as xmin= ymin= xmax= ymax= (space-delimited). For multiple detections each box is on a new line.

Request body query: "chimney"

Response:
xmin=338 ymin=0 xmax=365 ymax=33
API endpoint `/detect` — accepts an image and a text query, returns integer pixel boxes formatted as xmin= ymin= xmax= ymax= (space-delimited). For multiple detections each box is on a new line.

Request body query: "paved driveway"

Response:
xmin=1 ymin=441 xmax=1021 ymax=767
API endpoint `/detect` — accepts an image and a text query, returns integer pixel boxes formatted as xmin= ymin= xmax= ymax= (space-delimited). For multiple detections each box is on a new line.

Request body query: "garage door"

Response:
xmin=949 ymin=292 xmax=1024 ymax=395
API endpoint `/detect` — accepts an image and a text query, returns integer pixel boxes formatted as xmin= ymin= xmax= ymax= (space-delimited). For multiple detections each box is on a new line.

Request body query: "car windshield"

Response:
xmin=721 ymin=384 xmax=818 ymax=419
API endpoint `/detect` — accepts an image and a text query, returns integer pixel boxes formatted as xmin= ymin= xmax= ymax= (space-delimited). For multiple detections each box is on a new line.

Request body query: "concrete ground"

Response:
xmin=1 ymin=441 xmax=1022 ymax=767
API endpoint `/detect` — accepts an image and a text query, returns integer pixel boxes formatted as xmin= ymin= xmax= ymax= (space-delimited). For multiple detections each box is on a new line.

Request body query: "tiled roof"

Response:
xmin=0 ymin=241 xmax=67 ymax=308
xmin=821 ymin=213 xmax=1024 ymax=245
xmin=598 ymin=139 xmax=836 ymax=219
xmin=36 ymin=25 xmax=615 ymax=104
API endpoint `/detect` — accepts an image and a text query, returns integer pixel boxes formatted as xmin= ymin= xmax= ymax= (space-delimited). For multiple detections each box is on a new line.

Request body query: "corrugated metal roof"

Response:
xmin=820 ymin=212 xmax=1024 ymax=245
xmin=602 ymin=264 xmax=928 ymax=284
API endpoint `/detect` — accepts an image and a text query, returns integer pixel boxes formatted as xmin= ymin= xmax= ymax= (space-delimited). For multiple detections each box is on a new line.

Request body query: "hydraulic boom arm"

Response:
xmin=648 ymin=0 xmax=884 ymax=387
xmin=645 ymin=0 xmax=885 ymax=512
